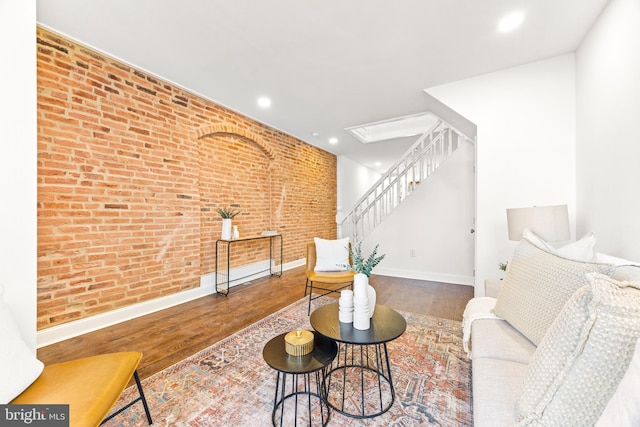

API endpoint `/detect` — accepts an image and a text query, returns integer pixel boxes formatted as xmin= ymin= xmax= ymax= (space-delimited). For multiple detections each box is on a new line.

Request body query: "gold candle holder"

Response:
xmin=284 ymin=329 xmax=314 ymax=356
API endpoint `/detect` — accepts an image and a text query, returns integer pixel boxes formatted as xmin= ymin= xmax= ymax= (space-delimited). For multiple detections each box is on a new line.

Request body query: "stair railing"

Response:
xmin=338 ymin=119 xmax=473 ymax=243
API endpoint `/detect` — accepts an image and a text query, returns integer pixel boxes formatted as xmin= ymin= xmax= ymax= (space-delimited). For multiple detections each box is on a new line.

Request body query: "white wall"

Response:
xmin=336 ymin=155 xmax=381 ymax=217
xmin=576 ymin=0 xmax=640 ymax=262
xmin=427 ymin=54 xmax=577 ymax=296
xmin=369 ymin=142 xmax=475 ymax=285
xmin=0 ymin=0 xmax=38 ymax=350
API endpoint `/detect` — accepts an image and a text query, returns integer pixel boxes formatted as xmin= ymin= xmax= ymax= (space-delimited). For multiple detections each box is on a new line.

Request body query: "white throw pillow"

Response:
xmin=313 ymin=237 xmax=350 ymax=272
xmin=595 ymin=252 xmax=640 ymax=281
xmin=596 ymin=338 xmax=640 ymax=426
xmin=0 ymin=291 xmax=44 ymax=403
xmin=594 ymin=252 xmax=640 ymax=266
xmin=517 ymin=273 xmax=640 ymax=426
xmin=613 ymin=265 xmax=640 ymax=282
xmin=523 ymin=228 xmax=597 ymax=262
xmin=494 ymin=239 xmax=615 ymax=345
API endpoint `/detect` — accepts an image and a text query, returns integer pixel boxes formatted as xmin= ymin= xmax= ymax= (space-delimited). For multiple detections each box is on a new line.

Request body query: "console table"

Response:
xmin=215 ymin=234 xmax=282 ymax=296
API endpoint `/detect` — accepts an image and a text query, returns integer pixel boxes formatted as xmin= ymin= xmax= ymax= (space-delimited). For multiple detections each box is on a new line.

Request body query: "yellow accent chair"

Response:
xmin=304 ymin=242 xmax=355 ymax=315
xmin=11 ymin=352 xmax=152 ymax=427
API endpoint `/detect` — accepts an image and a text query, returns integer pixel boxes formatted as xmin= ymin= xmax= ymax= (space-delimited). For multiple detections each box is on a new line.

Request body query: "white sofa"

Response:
xmin=465 ymin=231 xmax=640 ymax=427
xmin=469 ymin=281 xmax=536 ymax=426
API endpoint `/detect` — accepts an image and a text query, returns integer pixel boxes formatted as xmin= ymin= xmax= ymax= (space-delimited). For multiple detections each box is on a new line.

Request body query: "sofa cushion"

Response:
xmin=0 ymin=290 xmax=45 ymax=403
xmin=494 ymin=238 xmax=615 ymax=345
xmin=471 ymin=318 xmax=536 ymax=365
xmin=473 ymin=357 xmax=528 ymax=427
xmin=313 ymin=237 xmax=350 ymax=272
xmin=596 ymin=337 xmax=640 ymax=426
xmin=516 ymin=273 xmax=640 ymax=426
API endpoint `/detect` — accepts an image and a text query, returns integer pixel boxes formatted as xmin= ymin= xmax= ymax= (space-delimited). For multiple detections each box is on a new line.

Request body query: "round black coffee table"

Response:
xmin=263 ymin=331 xmax=338 ymax=427
xmin=310 ymin=303 xmax=407 ymax=418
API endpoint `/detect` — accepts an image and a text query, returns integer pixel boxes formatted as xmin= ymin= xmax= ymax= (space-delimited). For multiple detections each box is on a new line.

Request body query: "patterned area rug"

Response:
xmin=105 ymin=298 xmax=472 ymax=426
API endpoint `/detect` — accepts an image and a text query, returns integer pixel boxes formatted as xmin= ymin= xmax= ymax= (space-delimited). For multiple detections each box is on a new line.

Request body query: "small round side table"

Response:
xmin=263 ymin=331 xmax=338 ymax=427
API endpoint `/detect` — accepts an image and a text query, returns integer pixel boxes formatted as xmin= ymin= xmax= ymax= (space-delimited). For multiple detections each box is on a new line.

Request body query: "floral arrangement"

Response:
xmin=345 ymin=242 xmax=386 ymax=277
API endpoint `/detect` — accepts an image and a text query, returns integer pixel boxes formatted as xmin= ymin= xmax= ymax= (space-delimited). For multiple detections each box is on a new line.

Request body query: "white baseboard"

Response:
xmin=36 ymin=258 xmax=305 ymax=348
xmin=373 ymin=267 xmax=474 ymax=286
xmin=200 ymin=259 xmax=270 ymax=291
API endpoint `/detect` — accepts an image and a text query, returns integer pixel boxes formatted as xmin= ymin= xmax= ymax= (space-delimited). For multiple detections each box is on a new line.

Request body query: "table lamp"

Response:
xmin=506 ymin=204 xmax=570 ymax=242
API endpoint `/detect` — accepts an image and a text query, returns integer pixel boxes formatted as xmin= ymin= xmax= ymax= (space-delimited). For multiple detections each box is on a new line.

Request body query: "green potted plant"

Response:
xmin=499 ymin=262 xmax=508 ymax=276
xmin=217 ymin=206 xmax=241 ymax=239
xmin=346 ymin=242 xmax=386 ymax=277
xmin=216 ymin=206 xmax=241 ymax=219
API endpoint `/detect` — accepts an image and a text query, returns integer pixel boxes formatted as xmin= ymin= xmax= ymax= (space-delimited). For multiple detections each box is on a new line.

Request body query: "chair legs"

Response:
xmin=304 ymin=279 xmax=352 ymax=315
xmin=304 ymin=278 xmax=310 ymax=297
xmin=305 ymin=278 xmax=313 ymax=315
xmin=101 ymin=370 xmax=153 ymax=425
xmin=134 ymin=371 xmax=153 ymax=425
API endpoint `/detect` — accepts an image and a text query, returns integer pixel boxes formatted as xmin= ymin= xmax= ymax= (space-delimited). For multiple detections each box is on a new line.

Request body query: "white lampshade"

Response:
xmin=507 ymin=205 xmax=570 ymax=242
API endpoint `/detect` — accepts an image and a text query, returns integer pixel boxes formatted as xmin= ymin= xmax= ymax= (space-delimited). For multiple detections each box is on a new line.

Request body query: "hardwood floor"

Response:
xmin=37 ymin=266 xmax=474 ymax=380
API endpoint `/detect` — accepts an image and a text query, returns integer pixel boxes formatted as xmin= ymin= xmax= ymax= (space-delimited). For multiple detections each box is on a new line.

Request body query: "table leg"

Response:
xmin=271 ymin=371 xmax=331 ymax=426
xmin=323 ymin=342 xmax=395 ymax=418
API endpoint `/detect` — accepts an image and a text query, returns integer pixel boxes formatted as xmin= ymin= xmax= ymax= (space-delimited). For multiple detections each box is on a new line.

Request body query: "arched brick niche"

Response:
xmin=197 ymin=126 xmax=274 ymax=273
xmin=197 ymin=125 xmax=275 ymax=160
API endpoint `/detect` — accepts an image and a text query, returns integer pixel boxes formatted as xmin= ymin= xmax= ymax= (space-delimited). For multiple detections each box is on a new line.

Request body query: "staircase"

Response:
xmin=338 ymin=119 xmax=474 ymax=243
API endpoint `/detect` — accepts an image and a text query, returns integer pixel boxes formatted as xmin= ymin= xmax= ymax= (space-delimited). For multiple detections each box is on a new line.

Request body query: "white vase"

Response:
xmin=367 ymin=284 xmax=376 ymax=318
xmin=353 ymin=272 xmax=376 ymax=322
xmin=221 ymin=218 xmax=232 ymax=240
xmin=353 ymin=311 xmax=370 ymax=330
xmin=352 ymin=273 xmax=370 ymax=329
xmin=353 ymin=273 xmax=369 ymax=298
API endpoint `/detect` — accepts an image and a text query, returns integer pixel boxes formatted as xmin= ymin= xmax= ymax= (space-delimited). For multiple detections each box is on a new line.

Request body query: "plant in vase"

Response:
xmin=347 ymin=242 xmax=386 ymax=277
xmin=344 ymin=242 xmax=385 ymax=320
xmin=498 ymin=262 xmax=508 ymax=279
xmin=217 ymin=206 xmax=241 ymax=240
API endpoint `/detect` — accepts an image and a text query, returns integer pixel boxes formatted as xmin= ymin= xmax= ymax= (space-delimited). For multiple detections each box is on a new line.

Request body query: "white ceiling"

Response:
xmin=36 ymin=0 xmax=608 ymax=173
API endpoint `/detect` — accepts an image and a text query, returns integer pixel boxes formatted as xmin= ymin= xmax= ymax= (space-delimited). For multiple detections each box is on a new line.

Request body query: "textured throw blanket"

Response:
xmin=462 ymin=296 xmax=500 ymax=357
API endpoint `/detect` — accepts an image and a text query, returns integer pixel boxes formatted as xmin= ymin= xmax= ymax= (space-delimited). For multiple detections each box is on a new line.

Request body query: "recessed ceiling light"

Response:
xmin=257 ymin=97 xmax=271 ymax=108
xmin=498 ymin=12 xmax=524 ymax=32
xmin=329 ymin=137 xmax=338 ymax=145
xmin=311 ymin=132 xmax=320 ymax=137
xmin=375 ymin=162 xmax=381 ymax=167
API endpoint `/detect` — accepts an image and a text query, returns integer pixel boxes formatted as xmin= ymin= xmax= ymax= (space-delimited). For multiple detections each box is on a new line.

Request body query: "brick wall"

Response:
xmin=36 ymin=27 xmax=337 ymax=330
